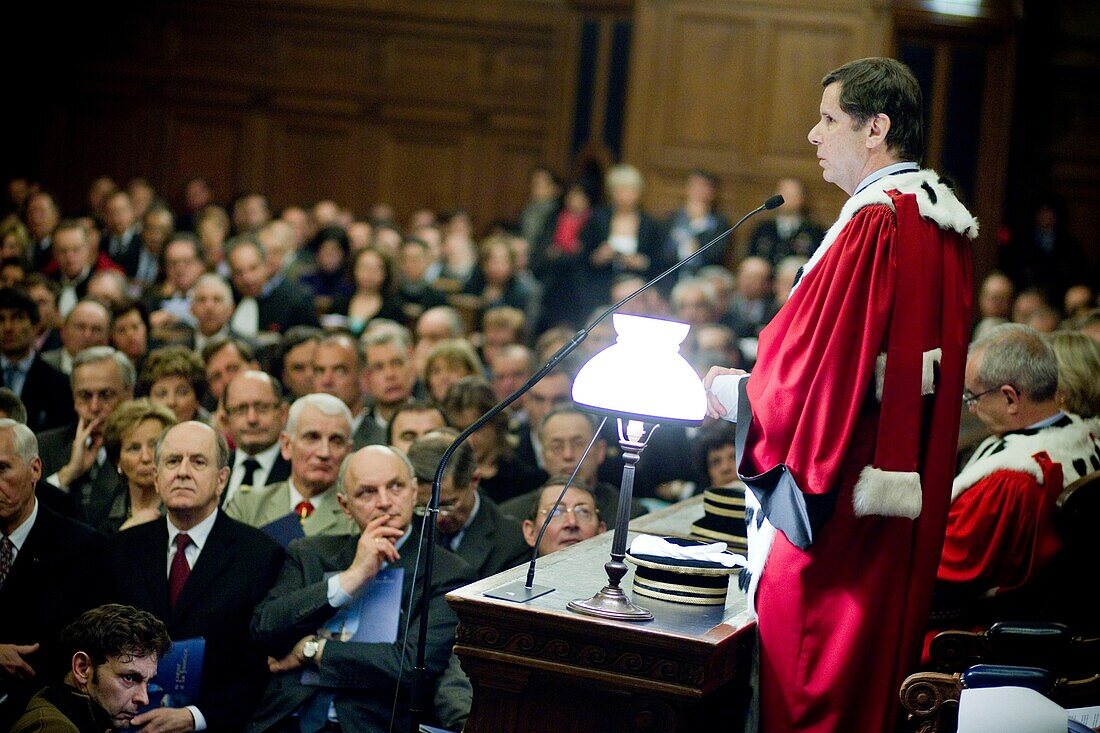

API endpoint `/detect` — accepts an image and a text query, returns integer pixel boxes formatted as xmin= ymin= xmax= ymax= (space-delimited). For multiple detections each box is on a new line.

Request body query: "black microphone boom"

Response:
xmin=404 ymin=193 xmax=782 ymax=733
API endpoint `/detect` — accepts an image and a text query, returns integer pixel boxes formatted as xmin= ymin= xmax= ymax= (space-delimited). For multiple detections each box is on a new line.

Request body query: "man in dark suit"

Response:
xmin=227 ymin=238 xmax=319 ymax=338
xmin=107 ymin=420 xmax=285 ymax=733
xmin=747 ymin=177 xmax=825 ymax=268
xmin=38 ymin=346 xmax=134 ymax=524
xmin=219 ymin=370 xmax=291 ymax=507
xmin=0 ymin=287 xmax=74 ymax=432
xmin=0 ymin=419 xmax=105 ymax=730
xmin=249 ymin=444 xmax=474 ymax=733
xmin=357 ymin=329 xmax=420 ymax=451
xmin=408 ymin=429 xmax=529 ymax=579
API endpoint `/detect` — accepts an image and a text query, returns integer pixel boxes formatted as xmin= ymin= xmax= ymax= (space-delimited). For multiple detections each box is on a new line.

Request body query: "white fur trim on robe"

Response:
xmin=853 ymin=466 xmax=922 ymax=518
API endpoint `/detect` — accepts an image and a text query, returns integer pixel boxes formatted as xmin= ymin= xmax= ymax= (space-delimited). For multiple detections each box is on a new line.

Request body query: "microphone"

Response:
xmin=404 ymin=194 xmax=781 ymax=733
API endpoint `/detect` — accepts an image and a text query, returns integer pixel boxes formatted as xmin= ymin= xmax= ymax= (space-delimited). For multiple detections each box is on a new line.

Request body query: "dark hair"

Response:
xmin=310 ymin=225 xmax=351 ymax=259
xmin=0 ymin=387 xmax=27 ymax=423
xmin=822 ymin=57 xmax=923 ymax=163
xmin=20 ymin=274 xmax=60 ymax=302
xmin=276 ymin=325 xmax=324 ymax=372
xmin=528 ymin=475 xmax=597 ymax=521
xmin=57 ymin=603 xmax=171 ymax=669
xmin=691 ymin=420 xmax=737 ymax=484
xmin=201 ymin=334 xmax=254 ymax=366
xmin=351 ymin=245 xmax=397 ymax=297
xmin=440 ymin=376 xmax=510 ymax=454
xmin=0 ymin=286 xmax=39 ymax=324
xmin=386 ymin=399 xmax=446 ymax=445
xmin=406 ymin=427 xmax=477 ymax=488
xmin=110 ymin=298 xmax=150 ymax=331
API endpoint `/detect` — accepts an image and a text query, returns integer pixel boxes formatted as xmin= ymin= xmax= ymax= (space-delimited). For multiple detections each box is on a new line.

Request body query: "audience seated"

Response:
xmin=249 ymin=444 xmax=474 ymax=733
xmin=100 ymin=398 xmax=177 ymax=534
xmin=42 ymin=298 xmax=111 ymax=375
xmin=219 ymin=370 xmax=292 ymax=505
xmin=226 ymin=393 xmax=358 ymax=537
xmin=747 ymin=177 xmax=825 ymax=267
xmin=0 ymin=286 xmax=73 ymax=432
xmin=106 ymin=421 xmax=285 ymax=732
xmin=521 ymin=479 xmax=607 ymax=557
xmin=930 ymin=324 xmax=1100 ymax=646
xmin=407 ymin=427 xmax=529 ymax=578
xmin=387 ymin=400 xmax=447 ymax=455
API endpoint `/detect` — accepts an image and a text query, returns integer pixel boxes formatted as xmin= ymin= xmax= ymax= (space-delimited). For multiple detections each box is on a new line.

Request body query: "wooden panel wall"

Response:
xmin=623 ymin=0 xmax=891 ymax=256
xmin=31 ymin=0 xmax=579 ymax=233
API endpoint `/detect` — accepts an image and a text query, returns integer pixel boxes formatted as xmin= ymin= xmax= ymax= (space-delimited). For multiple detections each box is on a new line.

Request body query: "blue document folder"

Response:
xmin=301 ymin=567 xmax=405 ymax=686
xmin=261 ymin=513 xmax=306 ymax=548
xmin=143 ymin=636 xmax=205 ymax=711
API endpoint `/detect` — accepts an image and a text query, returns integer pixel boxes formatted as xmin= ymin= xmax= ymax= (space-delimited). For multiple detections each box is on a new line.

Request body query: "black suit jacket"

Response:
xmin=0 ymin=506 xmax=105 ymax=729
xmin=454 ymin=492 xmax=530 ymax=579
xmin=249 ymin=527 xmax=474 ymax=733
xmin=18 ymin=354 xmax=75 ymax=433
xmin=106 ymin=513 xmax=284 ymax=732
xmin=220 ymin=450 xmax=293 ymax=507
xmin=256 ymin=278 xmax=320 ymax=334
xmin=37 ymin=423 xmax=123 ymax=528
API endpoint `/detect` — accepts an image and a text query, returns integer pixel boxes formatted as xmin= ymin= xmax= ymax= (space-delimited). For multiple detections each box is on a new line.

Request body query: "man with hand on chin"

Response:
xmin=250 ymin=445 xmax=474 ymax=733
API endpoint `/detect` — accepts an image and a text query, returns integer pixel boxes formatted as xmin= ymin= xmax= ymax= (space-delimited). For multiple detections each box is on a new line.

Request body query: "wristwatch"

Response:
xmin=302 ymin=636 xmax=321 ymax=662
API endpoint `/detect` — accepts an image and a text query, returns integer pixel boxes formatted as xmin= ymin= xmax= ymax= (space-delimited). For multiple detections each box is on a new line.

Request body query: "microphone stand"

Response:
xmin=405 ymin=194 xmax=782 ymax=733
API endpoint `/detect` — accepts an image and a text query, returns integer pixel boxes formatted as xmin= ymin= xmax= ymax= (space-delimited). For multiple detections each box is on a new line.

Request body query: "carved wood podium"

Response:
xmin=446 ymin=497 xmax=756 ymax=733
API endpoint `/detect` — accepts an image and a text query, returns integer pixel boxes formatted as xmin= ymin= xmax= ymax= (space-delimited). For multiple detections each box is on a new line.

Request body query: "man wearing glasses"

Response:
xmin=521 ymin=479 xmax=606 ymax=557
xmin=219 ymin=370 xmax=291 ymax=506
xmin=226 ymin=392 xmax=357 ymax=537
xmin=40 ymin=346 xmax=135 ymax=525
xmin=250 ymin=444 xmax=474 ymax=733
xmin=932 ymin=323 xmax=1100 ymax=633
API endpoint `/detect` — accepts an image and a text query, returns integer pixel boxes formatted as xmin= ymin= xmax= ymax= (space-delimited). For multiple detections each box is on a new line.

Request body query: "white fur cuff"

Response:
xmin=853 ymin=466 xmax=922 ymax=518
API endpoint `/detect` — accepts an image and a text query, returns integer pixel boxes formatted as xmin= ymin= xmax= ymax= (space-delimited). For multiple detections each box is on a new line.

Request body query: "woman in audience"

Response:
xmin=425 ymin=338 xmax=485 ymax=406
xmin=581 ymin=163 xmax=665 ymax=316
xmin=301 ymin=224 xmax=354 ymax=314
xmin=536 ymin=180 xmax=594 ymax=331
xmin=332 ymin=245 xmax=405 ymax=336
xmin=139 ymin=344 xmax=210 ymax=423
xmin=197 ymin=204 xmax=231 ymax=276
xmin=463 ymin=235 xmax=536 ymax=315
xmin=441 ymin=375 xmax=542 ymax=504
xmin=110 ymin=298 xmax=153 ymax=371
xmin=101 ymin=398 xmax=177 ymax=533
xmin=0 ymin=214 xmax=31 ymax=264
xmin=1048 ymin=330 xmax=1100 ymax=424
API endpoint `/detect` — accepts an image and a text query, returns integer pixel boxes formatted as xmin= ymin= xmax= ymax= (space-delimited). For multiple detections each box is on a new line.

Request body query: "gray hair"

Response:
xmin=193 ymin=273 xmax=234 ymax=303
xmin=285 ymin=393 xmax=353 ymax=436
xmin=336 ymin=444 xmax=416 ymax=495
xmin=670 ymin=277 xmax=718 ymax=309
xmin=970 ymin=323 xmax=1059 ymax=403
xmin=417 ymin=306 xmax=464 ymax=338
xmin=696 ymin=265 xmax=735 ymax=289
xmin=362 ymin=325 xmax=413 ymax=353
xmin=0 ymin=418 xmax=38 ymax=462
xmin=153 ymin=420 xmax=231 ymax=470
xmin=72 ymin=346 xmax=136 ymax=391
xmin=0 ymin=388 xmax=28 ymax=424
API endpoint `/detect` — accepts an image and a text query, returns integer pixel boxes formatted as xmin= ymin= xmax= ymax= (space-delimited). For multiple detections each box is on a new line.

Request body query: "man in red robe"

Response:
xmin=930 ymin=324 xmax=1100 ymax=644
xmin=706 ymin=57 xmax=976 ymax=733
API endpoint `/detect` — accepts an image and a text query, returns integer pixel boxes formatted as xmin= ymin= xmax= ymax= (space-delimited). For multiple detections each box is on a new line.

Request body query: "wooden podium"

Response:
xmin=446 ymin=496 xmax=756 ymax=733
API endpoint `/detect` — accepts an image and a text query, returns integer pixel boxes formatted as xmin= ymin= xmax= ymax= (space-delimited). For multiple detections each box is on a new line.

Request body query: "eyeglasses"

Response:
xmin=74 ymin=388 xmax=121 ymax=405
xmin=538 ymin=504 xmax=598 ymax=524
xmin=224 ymin=401 xmax=281 ymax=418
xmin=414 ymin=502 xmax=459 ymax=518
xmin=962 ymin=386 xmax=1003 ymax=408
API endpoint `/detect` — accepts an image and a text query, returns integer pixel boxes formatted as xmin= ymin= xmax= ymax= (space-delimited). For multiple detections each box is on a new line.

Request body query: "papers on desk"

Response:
xmin=261 ymin=513 xmax=306 ymax=548
xmin=301 ymin=568 xmax=404 ymax=686
xmin=1069 ymin=704 xmax=1100 ymax=728
xmin=144 ymin=637 xmax=205 ymax=711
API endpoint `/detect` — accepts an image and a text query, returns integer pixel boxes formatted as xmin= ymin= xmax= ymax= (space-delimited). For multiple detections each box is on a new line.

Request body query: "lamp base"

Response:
xmin=568 ymin=584 xmax=653 ymax=621
xmin=483 ymin=580 xmax=555 ymax=603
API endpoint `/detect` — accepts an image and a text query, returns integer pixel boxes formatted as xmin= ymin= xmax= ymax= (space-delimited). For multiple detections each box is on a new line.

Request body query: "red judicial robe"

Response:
xmin=740 ymin=169 xmax=976 ymax=733
xmin=939 ymin=414 xmax=1100 ymax=598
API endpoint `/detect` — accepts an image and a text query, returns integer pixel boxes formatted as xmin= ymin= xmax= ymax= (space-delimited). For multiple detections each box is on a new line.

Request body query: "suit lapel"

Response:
xmin=457 ymin=506 xmax=492 ymax=573
xmin=306 ymin=489 xmax=352 ymax=536
xmin=171 ymin=513 xmax=235 ymax=622
xmin=139 ymin=519 xmax=171 ymax=620
xmin=263 ymin=483 xmax=292 ymax=525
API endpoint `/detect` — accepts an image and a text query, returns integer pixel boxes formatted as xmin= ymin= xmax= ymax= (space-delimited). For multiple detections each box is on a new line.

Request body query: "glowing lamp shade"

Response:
xmin=572 ymin=314 xmax=706 ymax=425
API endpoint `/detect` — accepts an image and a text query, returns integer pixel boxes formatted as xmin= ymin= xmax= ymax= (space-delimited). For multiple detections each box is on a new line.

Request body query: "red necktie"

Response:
xmin=295 ymin=501 xmax=315 ymax=521
xmin=168 ymin=533 xmax=192 ymax=609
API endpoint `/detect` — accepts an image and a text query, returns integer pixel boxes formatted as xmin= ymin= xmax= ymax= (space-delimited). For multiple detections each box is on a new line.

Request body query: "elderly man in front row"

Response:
xmin=226 ymin=393 xmax=358 ymax=537
xmin=249 ymin=445 xmax=475 ymax=733
xmin=106 ymin=421 xmax=285 ymax=733
xmin=932 ymin=323 xmax=1100 ymax=632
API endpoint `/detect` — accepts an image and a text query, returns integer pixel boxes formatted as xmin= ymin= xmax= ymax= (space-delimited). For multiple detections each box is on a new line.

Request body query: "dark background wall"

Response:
xmin=3 ymin=0 xmax=1096 ymax=282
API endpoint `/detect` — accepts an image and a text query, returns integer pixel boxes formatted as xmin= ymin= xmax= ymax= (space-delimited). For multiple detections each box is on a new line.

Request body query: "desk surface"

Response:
xmin=447 ymin=495 xmax=755 ymax=697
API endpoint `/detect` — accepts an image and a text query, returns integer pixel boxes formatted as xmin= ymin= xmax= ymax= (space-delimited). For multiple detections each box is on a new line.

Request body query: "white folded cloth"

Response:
xmin=629 ymin=535 xmax=746 ymax=568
